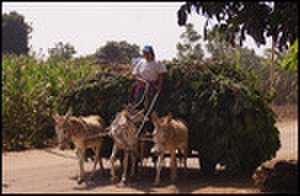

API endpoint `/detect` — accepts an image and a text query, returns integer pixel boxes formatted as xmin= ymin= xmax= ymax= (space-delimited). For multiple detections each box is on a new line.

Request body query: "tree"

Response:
xmin=177 ymin=2 xmax=298 ymax=88
xmin=94 ymin=41 xmax=140 ymax=64
xmin=177 ymin=2 xmax=298 ymax=50
xmin=262 ymin=45 xmax=298 ymax=105
xmin=176 ymin=23 xmax=204 ymax=63
xmin=48 ymin=42 xmax=76 ymax=61
xmin=205 ymin=26 xmax=264 ymax=70
xmin=2 ymin=11 xmax=32 ymax=55
xmin=205 ymin=26 xmax=235 ymax=64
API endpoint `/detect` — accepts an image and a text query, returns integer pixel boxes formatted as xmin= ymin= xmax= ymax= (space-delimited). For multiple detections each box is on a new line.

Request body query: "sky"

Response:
xmin=2 ymin=2 xmax=272 ymax=60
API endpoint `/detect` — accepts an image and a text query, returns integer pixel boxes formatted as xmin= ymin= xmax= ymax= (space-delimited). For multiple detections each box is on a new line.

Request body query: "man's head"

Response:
xmin=142 ymin=45 xmax=155 ymax=61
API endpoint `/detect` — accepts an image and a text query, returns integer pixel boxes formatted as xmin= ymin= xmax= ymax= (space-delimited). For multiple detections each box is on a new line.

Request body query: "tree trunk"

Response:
xmin=270 ymin=37 xmax=275 ymax=89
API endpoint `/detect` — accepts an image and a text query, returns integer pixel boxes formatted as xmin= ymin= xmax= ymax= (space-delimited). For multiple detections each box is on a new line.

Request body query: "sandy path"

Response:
xmin=2 ymin=119 xmax=297 ymax=193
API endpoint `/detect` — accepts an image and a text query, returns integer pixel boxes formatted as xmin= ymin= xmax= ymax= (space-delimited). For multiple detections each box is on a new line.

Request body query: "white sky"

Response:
xmin=2 ymin=2 xmax=272 ymax=60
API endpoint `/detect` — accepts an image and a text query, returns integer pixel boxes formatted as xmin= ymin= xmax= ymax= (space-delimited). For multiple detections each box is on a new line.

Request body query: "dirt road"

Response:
xmin=2 ymin=119 xmax=297 ymax=193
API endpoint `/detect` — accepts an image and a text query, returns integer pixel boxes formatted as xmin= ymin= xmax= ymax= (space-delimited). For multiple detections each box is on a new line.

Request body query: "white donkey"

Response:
xmin=108 ymin=107 xmax=145 ymax=184
xmin=52 ymin=107 xmax=107 ymax=184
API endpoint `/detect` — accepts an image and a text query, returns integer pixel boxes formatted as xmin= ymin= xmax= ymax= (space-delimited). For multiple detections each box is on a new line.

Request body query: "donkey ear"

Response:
xmin=122 ymin=104 xmax=128 ymax=110
xmin=131 ymin=109 xmax=144 ymax=123
xmin=151 ymin=111 xmax=159 ymax=126
xmin=52 ymin=111 xmax=60 ymax=122
xmin=65 ymin=107 xmax=73 ymax=118
xmin=165 ymin=113 xmax=173 ymax=123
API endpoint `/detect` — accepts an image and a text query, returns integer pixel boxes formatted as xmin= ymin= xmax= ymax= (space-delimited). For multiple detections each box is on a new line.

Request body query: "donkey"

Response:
xmin=108 ymin=107 xmax=145 ymax=183
xmin=151 ymin=111 xmax=188 ymax=185
xmin=52 ymin=107 xmax=107 ymax=184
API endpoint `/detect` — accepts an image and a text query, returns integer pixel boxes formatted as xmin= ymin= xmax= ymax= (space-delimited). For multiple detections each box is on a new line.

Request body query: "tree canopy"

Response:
xmin=48 ymin=42 xmax=76 ymax=61
xmin=177 ymin=2 xmax=298 ymax=50
xmin=94 ymin=41 xmax=140 ymax=64
xmin=2 ymin=11 xmax=32 ymax=55
xmin=176 ymin=23 xmax=205 ymax=63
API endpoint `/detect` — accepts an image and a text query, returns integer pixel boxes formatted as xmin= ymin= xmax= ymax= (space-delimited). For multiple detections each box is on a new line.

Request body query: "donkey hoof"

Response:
xmin=99 ymin=170 xmax=104 ymax=176
xmin=89 ymin=175 xmax=95 ymax=181
xmin=121 ymin=177 xmax=127 ymax=183
xmin=118 ymin=181 xmax=126 ymax=187
xmin=130 ymin=172 xmax=135 ymax=177
xmin=78 ymin=179 xmax=84 ymax=184
xmin=111 ymin=177 xmax=117 ymax=184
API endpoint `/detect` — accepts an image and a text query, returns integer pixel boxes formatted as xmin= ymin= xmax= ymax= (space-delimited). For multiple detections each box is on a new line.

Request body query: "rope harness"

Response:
xmin=130 ymin=82 xmax=150 ymax=110
xmin=133 ymin=81 xmax=160 ymax=137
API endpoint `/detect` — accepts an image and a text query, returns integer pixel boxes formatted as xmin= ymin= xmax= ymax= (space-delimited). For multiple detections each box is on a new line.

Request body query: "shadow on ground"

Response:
xmin=69 ymin=165 xmax=257 ymax=193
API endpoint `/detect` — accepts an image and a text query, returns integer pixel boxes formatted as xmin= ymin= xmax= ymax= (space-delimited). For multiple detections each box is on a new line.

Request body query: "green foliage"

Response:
xmin=177 ymin=2 xmax=298 ymax=50
xmin=262 ymin=47 xmax=298 ymax=105
xmin=61 ymin=61 xmax=280 ymax=175
xmin=2 ymin=11 xmax=32 ymax=55
xmin=2 ymin=55 xmax=98 ymax=150
xmin=48 ymin=42 xmax=76 ymax=61
xmin=176 ymin=23 xmax=204 ymax=63
xmin=205 ymin=27 xmax=264 ymax=70
xmin=94 ymin=40 xmax=140 ymax=64
xmin=281 ymin=39 xmax=298 ymax=72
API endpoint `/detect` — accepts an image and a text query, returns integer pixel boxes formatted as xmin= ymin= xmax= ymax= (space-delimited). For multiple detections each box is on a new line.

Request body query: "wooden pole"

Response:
xmin=270 ymin=37 xmax=275 ymax=89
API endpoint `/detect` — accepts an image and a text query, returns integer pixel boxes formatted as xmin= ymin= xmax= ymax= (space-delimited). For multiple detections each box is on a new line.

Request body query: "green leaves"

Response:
xmin=281 ymin=39 xmax=298 ymax=72
xmin=2 ymin=55 xmax=98 ymax=150
xmin=177 ymin=2 xmax=298 ymax=50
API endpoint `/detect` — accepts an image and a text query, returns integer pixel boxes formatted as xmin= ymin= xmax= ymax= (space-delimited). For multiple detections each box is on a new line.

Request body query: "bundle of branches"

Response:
xmin=60 ymin=62 xmax=280 ymax=175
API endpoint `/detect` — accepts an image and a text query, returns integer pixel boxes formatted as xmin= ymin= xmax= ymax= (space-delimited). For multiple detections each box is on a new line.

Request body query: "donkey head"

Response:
xmin=151 ymin=111 xmax=172 ymax=136
xmin=109 ymin=108 xmax=144 ymax=147
xmin=52 ymin=107 xmax=73 ymax=150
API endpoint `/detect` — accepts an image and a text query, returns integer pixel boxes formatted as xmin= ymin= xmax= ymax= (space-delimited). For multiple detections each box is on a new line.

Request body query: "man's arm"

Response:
xmin=135 ymin=75 xmax=148 ymax=84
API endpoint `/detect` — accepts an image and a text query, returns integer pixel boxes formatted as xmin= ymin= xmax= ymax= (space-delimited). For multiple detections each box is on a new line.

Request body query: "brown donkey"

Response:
xmin=151 ymin=111 xmax=188 ymax=185
xmin=52 ymin=107 xmax=107 ymax=184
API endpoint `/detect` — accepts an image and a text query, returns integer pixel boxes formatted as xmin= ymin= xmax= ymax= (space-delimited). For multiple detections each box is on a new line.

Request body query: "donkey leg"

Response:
xmin=110 ymin=145 xmax=118 ymax=183
xmin=154 ymin=153 xmax=164 ymax=186
xmin=78 ymin=148 xmax=86 ymax=184
xmin=121 ymin=152 xmax=129 ymax=183
xmin=90 ymin=145 xmax=100 ymax=180
xmin=99 ymin=157 xmax=105 ymax=175
xmin=97 ymin=142 xmax=105 ymax=175
xmin=137 ymin=142 xmax=144 ymax=177
xmin=170 ymin=150 xmax=177 ymax=182
xmin=183 ymin=146 xmax=188 ymax=177
xmin=130 ymin=153 xmax=136 ymax=177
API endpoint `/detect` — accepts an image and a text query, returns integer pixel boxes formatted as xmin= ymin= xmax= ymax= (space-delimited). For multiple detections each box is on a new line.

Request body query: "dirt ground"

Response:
xmin=2 ymin=105 xmax=298 ymax=193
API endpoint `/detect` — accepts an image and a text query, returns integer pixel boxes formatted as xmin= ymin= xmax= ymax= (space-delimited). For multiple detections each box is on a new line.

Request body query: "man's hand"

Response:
xmin=136 ymin=76 xmax=148 ymax=84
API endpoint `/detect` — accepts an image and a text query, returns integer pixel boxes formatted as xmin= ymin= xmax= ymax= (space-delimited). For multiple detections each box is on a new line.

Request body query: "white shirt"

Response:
xmin=132 ymin=58 xmax=167 ymax=82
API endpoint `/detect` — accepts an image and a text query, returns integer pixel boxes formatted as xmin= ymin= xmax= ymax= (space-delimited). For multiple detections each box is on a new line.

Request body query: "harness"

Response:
xmin=131 ymin=81 xmax=160 ymax=137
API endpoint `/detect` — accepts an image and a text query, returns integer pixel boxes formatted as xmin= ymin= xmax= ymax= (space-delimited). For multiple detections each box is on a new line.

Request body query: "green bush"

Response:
xmin=60 ymin=62 xmax=280 ymax=175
